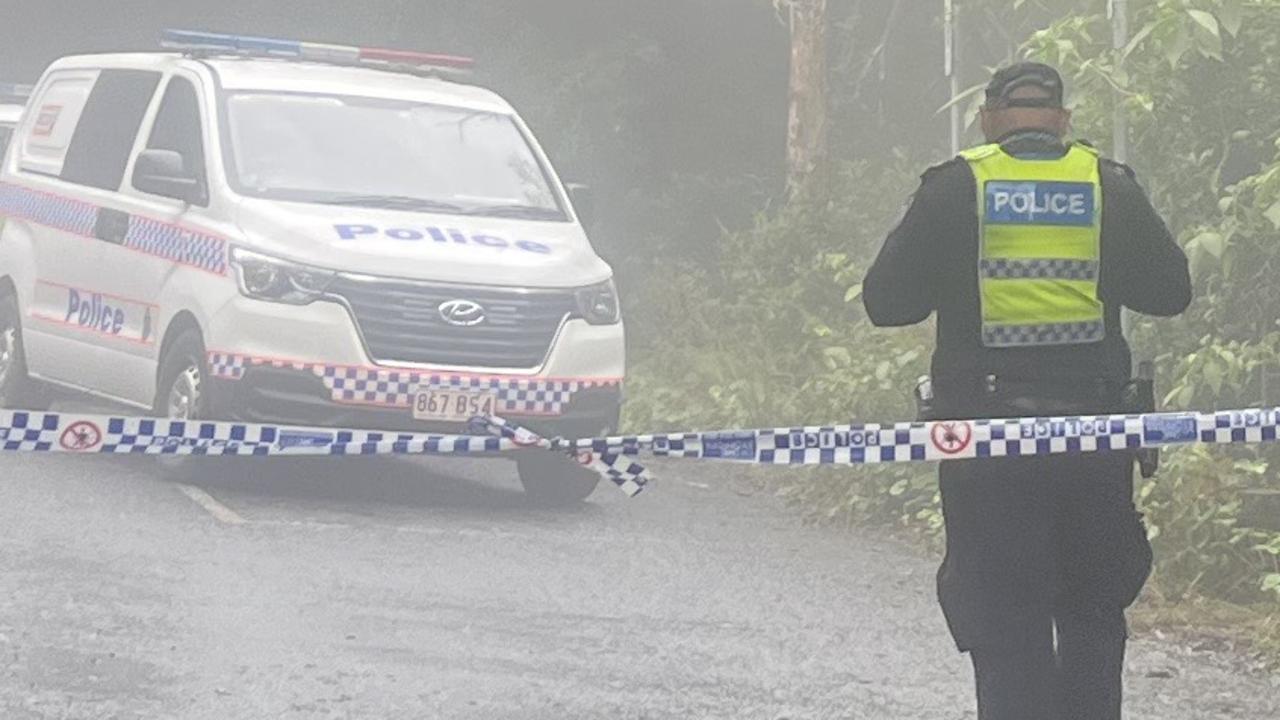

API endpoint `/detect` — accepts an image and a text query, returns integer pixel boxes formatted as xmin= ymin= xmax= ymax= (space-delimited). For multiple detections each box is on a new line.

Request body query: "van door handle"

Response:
xmin=93 ymin=208 xmax=130 ymax=245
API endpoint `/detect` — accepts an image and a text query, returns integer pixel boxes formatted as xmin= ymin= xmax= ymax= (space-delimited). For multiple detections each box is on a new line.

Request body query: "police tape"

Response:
xmin=3 ymin=406 xmax=1280 ymax=498
xmin=0 ymin=408 xmax=652 ymax=498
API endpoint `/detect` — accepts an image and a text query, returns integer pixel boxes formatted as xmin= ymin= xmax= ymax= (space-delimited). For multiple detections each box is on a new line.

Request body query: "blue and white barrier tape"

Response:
xmin=547 ymin=408 xmax=1276 ymax=465
xmin=0 ymin=409 xmax=652 ymax=497
xmin=471 ymin=414 xmax=651 ymax=496
xmin=3 ymin=407 xmax=1279 ymax=498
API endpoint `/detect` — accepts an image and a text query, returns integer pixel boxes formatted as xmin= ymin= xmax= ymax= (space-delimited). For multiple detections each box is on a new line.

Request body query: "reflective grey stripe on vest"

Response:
xmin=982 ymin=320 xmax=1106 ymax=348
xmin=979 ymin=258 xmax=1099 ymax=281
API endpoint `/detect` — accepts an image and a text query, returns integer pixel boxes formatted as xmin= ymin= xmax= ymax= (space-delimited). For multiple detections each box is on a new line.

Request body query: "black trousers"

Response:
xmin=936 ymin=451 xmax=1153 ymax=720
xmin=970 ymin=611 xmax=1127 ymax=720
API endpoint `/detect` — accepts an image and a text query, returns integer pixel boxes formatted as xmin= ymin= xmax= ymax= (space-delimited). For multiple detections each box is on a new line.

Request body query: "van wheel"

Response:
xmin=154 ymin=329 xmax=208 ymax=419
xmin=516 ymin=452 xmax=601 ymax=505
xmin=152 ymin=329 xmax=214 ymax=481
xmin=0 ymin=292 xmax=51 ymax=410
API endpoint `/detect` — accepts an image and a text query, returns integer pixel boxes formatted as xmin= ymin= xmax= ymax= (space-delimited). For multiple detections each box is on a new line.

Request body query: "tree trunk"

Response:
xmin=786 ymin=0 xmax=829 ymax=201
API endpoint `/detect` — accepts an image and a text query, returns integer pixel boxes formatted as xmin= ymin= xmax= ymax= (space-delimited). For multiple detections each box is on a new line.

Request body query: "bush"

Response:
xmin=624 ymin=158 xmax=940 ymax=528
xmin=624 ymin=0 xmax=1280 ymax=630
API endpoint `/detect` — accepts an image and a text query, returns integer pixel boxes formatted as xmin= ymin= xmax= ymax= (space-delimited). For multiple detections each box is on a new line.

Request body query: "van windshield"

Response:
xmin=223 ymin=92 xmax=566 ymax=220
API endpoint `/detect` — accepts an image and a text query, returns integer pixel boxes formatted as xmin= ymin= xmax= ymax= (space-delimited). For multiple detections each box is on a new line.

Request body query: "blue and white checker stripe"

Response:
xmin=125 ymin=215 xmax=228 ymax=275
xmin=0 ymin=183 xmax=228 ymax=275
xmin=0 ymin=410 xmax=508 ymax=458
xmin=0 ymin=183 xmax=98 ymax=237
xmin=207 ymin=352 xmax=619 ymax=417
xmin=473 ymin=414 xmax=651 ymax=497
xmin=980 ymin=258 xmax=1099 ymax=281
xmin=0 ymin=408 xmax=650 ymax=497
xmin=561 ymin=408 xmax=1278 ymax=466
xmin=983 ymin=320 xmax=1107 ymax=348
xmin=4 ymin=407 xmax=1279 ymax=499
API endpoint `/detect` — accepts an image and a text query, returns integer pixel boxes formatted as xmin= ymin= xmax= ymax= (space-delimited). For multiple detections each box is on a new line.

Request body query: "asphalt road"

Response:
xmin=1 ymin=422 xmax=1278 ymax=718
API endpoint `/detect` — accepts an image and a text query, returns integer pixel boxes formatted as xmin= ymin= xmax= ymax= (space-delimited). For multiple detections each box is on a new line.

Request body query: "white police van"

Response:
xmin=0 ymin=83 xmax=31 ymax=161
xmin=0 ymin=31 xmax=624 ymax=501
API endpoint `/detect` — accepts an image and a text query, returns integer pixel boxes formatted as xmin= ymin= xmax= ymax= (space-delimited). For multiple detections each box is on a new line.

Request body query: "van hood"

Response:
xmin=234 ymin=198 xmax=612 ymax=287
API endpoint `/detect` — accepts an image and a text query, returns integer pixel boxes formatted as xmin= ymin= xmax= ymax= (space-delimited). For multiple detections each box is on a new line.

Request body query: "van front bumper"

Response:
xmin=202 ymin=296 xmax=625 ymax=438
xmin=206 ymin=361 xmax=622 ymax=439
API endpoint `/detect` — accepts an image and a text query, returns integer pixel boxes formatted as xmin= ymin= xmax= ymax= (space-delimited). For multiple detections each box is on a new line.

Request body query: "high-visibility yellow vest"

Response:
xmin=960 ymin=142 xmax=1105 ymax=348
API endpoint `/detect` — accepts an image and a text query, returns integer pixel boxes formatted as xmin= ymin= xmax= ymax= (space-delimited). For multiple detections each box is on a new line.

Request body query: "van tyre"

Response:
xmin=516 ymin=452 xmax=601 ymax=505
xmin=154 ymin=329 xmax=209 ymax=420
xmin=0 ymin=292 xmax=51 ymax=410
xmin=152 ymin=329 xmax=214 ymax=482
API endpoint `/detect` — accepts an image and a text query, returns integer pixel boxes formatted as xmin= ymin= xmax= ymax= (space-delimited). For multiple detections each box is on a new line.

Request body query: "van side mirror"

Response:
xmin=566 ymin=183 xmax=595 ymax=228
xmin=133 ymin=149 xmax=201 ymax=204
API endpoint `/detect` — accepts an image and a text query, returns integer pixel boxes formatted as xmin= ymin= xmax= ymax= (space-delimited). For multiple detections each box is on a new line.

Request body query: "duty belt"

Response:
xmin=916 ymin=365 xmax=1160 ymax=477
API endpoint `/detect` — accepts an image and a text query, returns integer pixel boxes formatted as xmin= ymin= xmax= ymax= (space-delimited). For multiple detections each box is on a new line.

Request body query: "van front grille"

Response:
xmin=328 ymin=276 xmax=575 ymax=369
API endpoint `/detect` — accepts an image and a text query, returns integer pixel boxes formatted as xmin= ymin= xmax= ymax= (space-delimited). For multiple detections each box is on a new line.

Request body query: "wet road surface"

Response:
xmin=1 ymin=441 xmax=1278 ymax=718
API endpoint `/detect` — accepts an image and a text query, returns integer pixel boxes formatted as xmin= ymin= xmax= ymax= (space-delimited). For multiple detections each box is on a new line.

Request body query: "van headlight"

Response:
xmin=574 ymin=279 xmax=620 ymax=325
xmin=231 ymin=247 xmax=335 ymax=305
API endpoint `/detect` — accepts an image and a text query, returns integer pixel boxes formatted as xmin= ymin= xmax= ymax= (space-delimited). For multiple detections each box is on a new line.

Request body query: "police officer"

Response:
xmin=863 ymin=62 xmax=1192 ymax=719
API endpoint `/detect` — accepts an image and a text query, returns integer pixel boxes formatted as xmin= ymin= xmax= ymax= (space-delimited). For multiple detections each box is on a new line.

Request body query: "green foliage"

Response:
xmin=1140 ymin=446 xmax=1280 ymax=603
xmin=1018 ymin=0 xmax=1280 ymax=610
xmin=625 ymin=157 xmax=929 ymax=430
xmin=624 ymin=158 xmax=939 ymax=527
xmin=1027 ymin=0 xmax=1280 ymax=229
xmin=628 ymin=0 xmax=1280 ymax=624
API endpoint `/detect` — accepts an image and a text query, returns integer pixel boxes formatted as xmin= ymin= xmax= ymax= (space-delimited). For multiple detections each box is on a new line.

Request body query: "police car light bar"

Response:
xmin=160 ymin=29 xmax=474 ymax=73
xmin=0 ymin=82 xmax=34 ymax=103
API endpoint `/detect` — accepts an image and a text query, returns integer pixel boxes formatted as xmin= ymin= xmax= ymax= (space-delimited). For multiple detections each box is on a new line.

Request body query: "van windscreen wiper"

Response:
xmin=464 ymin=204 xmax=565 ymax=220
xmin=314 ymin=194 xmax=466 ymax=213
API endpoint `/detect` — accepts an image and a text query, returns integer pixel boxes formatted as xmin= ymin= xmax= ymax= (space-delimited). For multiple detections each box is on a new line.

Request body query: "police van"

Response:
xmin=0 ymin=83 xmax=31 ymax=160
xmin=0 ymin=31 xmax=624 ymax=502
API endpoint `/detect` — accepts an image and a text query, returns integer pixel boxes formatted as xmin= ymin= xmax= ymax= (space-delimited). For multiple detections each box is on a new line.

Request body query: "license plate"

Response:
xmin=412 ymin=389 xmax=499 ymax=422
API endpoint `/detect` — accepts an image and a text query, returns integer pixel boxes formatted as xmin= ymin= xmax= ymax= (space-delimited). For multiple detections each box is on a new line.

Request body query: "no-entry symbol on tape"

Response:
xmin=930 ymin=421 xmax=973 ymax=455
xmin=59 ymin=421 xmax=103 ymax=452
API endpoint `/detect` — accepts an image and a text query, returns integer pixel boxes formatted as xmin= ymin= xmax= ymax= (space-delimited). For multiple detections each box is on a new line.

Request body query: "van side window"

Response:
xmin=141 ymin=76 xmax=208 ymax=206
xmin=59 ymin=69 xmax=160 ymax=191
xmin=16 ymin=70 xmax=97 ymax=177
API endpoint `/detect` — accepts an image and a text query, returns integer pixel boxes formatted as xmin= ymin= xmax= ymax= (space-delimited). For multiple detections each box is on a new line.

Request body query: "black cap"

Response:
xmin=985 ymin=62 xmax=1064 ymax=109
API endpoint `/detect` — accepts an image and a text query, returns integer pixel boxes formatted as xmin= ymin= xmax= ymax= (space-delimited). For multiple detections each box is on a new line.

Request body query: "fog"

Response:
xmin=0 ymin=1 xmax=1277 ymax=718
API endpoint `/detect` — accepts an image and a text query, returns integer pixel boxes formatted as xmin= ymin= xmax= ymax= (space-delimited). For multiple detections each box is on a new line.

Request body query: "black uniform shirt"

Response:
xmin=863 ymin=132 xmax=1192 ymax=389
